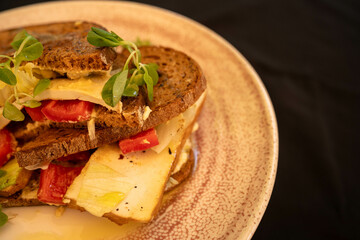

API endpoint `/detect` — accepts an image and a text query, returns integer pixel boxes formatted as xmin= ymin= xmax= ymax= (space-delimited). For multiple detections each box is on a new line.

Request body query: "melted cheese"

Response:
xmin=65 ymin=113 xmax=186 ymax=221
xmin=34 ymin=75 xmax=122 ymax=113
xmin=64 ymin=92 xmax=205 ymax=222
xmin=0 ymin=65 xmax=120 ymax=130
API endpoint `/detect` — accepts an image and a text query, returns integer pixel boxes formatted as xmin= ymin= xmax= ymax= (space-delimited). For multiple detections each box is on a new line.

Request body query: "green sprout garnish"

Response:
xmin=0 ymin=205 xmax=8 ymax=227
xmin=87 ymin=27 xmax=159 ymax=107
xmin=0 ymin=30 xmax=50 ymax=121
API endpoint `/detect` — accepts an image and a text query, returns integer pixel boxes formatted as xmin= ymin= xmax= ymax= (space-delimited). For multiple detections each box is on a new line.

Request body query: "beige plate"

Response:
xmin=0 ymin=1 xmax=278 ymax=239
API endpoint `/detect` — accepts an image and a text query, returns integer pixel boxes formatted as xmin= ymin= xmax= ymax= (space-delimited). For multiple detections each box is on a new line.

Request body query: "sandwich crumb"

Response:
xmin=74 ymin=21 xmax=83 ymax=26
xmin=55 ymin=206 xmax=66 ymax=217
xmin=168 ymin=148 xmax=172 ymax=155
xmin=142 ymin=106 xmax=152 ymax=121
xmin=125 ymin=202 xmax=128 ymax=204
xmin=134 ymin=186 xmax=137 ymax=188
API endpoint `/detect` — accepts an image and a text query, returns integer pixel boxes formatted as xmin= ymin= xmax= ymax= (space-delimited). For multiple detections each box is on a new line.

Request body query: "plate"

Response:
xmin=0 ymin=1 xmax=278 ymax=239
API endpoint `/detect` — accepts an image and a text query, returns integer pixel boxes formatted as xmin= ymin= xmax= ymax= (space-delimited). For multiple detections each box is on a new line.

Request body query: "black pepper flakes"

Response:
xmin=130 ymin=160 xmax=133 ymax=163
xmin=134 ymin=186 xmax=137 ymax=188
xmin=142 ymin=150 xmax=146 ymax=153
xmin=168 ymin=148 xmax=172 ymax=155
xmin=116 ymin=208 xmax=119 ymax=211
xmin=119 ymin=154 xmax=124 ymax=160
xmin=125 ymin=202 xmax=128 ymax=204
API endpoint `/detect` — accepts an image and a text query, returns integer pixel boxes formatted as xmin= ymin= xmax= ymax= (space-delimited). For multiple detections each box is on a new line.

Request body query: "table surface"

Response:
xmin=1 ymin=1 xmax=359 ymax=239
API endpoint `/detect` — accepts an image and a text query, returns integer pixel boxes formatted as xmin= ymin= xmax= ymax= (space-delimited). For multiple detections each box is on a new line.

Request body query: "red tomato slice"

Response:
xmin=24 ymin=101 xmax=49 ymax=122
xmin=57 ymin=151 xmax=91 ymax=162
xmin=0 ymin=129 xmax=16 ymax=167
xmin=37 ymin=163 xmax=83 ymax=205
xmin=119 ymin=128 xmax=159 ymax=154
xmin=41 ymin=100 xmax=94 ymax=122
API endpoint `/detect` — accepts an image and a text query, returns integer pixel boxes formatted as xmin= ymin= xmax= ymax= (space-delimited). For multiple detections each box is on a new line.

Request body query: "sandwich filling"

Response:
xmin=0 ymin=22 xmax=207 ymax=226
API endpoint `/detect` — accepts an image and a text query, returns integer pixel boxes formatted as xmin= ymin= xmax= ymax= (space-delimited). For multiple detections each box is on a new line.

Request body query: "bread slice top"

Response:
xmin=0 ymin=21 xmax=116 ymax=77
xmin=14 ymin=46 xmax=206 ymax=168
xmin=91 ymin=46 xmax=207 ymax=129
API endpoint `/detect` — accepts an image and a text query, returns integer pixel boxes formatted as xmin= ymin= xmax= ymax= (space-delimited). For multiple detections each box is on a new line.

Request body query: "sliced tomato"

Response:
xmin=24 ymin=101 xmax=49 ymax=122
xmin=119 ymin=128 xmax=159 ymax=154
xmin=37 ymin=163 xmax=83 ymax=205
xmin=41 ymin=100 xmax=94 ymax=122
xmin=57 ymin=151 xmax=91 ymax=162
xmin=0 ymin=129 xmax=16 ymax=167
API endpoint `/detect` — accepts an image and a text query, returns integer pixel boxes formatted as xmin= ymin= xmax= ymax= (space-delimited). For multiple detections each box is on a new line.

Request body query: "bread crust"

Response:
xmin=0 ymin=21 xmax=116 ymax=75
xmin=0 ymin=195 xmax=44 ymax=208
xmin=165 ymin=150 xmax=195 ymax=193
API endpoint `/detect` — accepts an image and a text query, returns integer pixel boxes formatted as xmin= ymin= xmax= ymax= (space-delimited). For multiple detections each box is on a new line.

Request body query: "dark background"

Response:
xmin=1 ymin=1 xmax=359 ymax=239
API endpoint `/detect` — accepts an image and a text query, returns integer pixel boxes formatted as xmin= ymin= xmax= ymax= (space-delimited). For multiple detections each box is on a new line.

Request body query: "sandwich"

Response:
xmin=0 ymin=21 xmax=206 ymax=225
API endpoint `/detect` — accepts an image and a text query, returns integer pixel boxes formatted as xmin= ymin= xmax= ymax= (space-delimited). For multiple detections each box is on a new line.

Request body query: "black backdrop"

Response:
xmin=1 ymin=1 xmax=359 ymax=239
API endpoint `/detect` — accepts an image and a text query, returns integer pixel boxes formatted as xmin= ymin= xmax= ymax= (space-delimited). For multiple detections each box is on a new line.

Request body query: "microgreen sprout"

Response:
xmin=0 ymin=205 xmax=7 ymax=227
xmin=87 ymin=27 xmax=159 ymax=107
xmin=0 ymin=30 xmax=50 ymax=121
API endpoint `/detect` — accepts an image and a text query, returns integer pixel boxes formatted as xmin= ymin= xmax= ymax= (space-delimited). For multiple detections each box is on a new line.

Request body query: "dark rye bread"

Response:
xmin=0 ymin=193 xmax=44 ymax=208
xmin=29 ymin=46 xmax=205 ymax=130
xmin=95 ymin=46 xmax=207 ymax=130
xmin=14 ymin=46 xmax=206 ymax=168
xmin=0 ymin=21 xmax=116 ymax=77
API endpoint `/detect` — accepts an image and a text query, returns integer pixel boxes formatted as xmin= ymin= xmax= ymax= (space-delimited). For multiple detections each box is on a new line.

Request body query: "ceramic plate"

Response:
xmin=0 ymin=1 xmax=278 ymax=239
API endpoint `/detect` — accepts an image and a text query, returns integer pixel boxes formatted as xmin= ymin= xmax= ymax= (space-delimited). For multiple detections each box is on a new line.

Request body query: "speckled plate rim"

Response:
xmin=0 ymin=1 xmax=278 ymax=239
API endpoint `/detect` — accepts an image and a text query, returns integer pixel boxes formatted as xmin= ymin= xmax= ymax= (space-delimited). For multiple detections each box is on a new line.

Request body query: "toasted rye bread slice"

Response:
xmin=18 ymin=46 xmax=205 ymax=130
xmin=165 ymin=150 xmax=195 ymax=192
xmin=14 ymin=46 xmax=206 ymax=168
xmin=0 ymin=21 xmax=116 ymax=77
xmin=0 ymin=193 xmax=44 ymax=208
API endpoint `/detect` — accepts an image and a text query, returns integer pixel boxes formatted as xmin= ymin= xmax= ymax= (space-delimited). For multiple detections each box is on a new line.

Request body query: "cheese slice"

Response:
xmin=151 ymin=92 xmax=205 ymax=153
xmin=34 ymin=75 xmax=121 ymax=113
xmin=65 ymin=93 xmax=205 ymax=222
xmin=0 ymin=64 xmax=120 ymax=130
xmin=65 ymin=112 xmax=186 ymax=221
xmin=75 ymin=162 xmax=133 ymax=217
